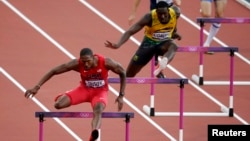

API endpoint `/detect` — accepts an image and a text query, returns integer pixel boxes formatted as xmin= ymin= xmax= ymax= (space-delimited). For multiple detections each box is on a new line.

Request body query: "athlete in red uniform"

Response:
xmin=25 ymin=48 xmax=126 ymax=141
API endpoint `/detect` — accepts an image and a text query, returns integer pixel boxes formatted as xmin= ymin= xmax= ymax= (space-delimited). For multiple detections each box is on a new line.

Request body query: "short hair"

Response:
xmin=80 ymin=48 xmax=93 ymax=56
xmin=156 ymin=1 xmax=171 ymax=8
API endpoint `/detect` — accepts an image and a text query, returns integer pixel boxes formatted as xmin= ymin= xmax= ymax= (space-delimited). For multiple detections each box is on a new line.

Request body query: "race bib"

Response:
xmin=85 ymin=80 xmax=105 ymax=88
xmin=152 ymin=32 xmax=170 ymax=40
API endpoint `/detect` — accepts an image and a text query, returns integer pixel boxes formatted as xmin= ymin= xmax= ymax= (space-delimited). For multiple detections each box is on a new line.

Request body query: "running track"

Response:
xmin=0 ymin=0 xmax=250 ymax=141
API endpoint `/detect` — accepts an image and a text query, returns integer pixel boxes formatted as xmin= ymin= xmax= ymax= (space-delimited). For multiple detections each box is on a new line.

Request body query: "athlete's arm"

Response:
xmin=174 ymin=0 xmax=181 ymax=6
xmin=105 ymin=13 xmax=151 ymax=49
xmin=105 ymin=58 xmax=126 ymax=111
xmin=24 ymin=59 xmax=79 ymax=98
xmin=105 ymin=58 xmax=126 ymax=95
xmin=128 ymin=0 xmax=141 ymax=25
xmin=171 ymin=6 xmax=181 ymax=40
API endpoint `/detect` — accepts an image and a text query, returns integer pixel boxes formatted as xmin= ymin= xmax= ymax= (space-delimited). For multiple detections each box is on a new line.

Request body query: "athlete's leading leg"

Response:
xmin=54 ymin=94 xmax=71 ymax=109
xmin=154 ymin=41 xmax=178 ymax=76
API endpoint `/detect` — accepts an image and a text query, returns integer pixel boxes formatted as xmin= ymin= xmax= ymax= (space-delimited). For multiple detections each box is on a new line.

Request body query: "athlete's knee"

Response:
xmin=165 ymin=42 xmax=178 ymax=52
xmin=215 ymin=13 xmax=224 ymax=18
xmin=201 ymin=12 xmax=211 ymax=17
xmin=170 ymin=43 xmax=178 ymax=50
xmin=93 ymin=102 xmax=105 ymax=115
xmin=54 ymin=103 xmax=62 ymax=109
xmin=54 ymin=94 xmax=71 ymax=109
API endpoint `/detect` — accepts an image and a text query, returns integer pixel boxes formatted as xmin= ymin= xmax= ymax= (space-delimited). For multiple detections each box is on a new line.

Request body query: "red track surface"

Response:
xmin=1 ymin=1 xmax=249 ymax=141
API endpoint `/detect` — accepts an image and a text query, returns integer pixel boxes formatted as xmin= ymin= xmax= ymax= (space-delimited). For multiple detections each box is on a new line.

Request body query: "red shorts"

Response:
xmin=57 ymin=82 xmax=108 ymax=109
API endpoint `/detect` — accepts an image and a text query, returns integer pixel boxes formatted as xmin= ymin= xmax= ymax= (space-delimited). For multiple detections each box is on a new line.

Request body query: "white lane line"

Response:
xmin=0 ymin=67 xmax=83 ymax=141
xmin=1 ymin=0 xmax=76 ymax=60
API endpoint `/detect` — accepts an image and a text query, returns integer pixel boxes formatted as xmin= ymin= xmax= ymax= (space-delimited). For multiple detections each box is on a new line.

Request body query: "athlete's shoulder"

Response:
xmin=170 ymin=5 xmax=181 ymax=18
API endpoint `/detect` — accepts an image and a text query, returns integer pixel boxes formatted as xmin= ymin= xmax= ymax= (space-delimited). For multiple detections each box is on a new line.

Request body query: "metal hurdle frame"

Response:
xmin=109 ymin=77 xmax=188 ymax=141
xmin=189 ymin=46 xmax=238 ymax=117
xmin=147 ymin=47 xmax=237 ymax=117
xmin=35 ymin=112 xmax=134 ymax=141
xmin=193 ymin=17 xmax=250 ymax=86
xmin=109 ymin=77 xmax=189 ymax=116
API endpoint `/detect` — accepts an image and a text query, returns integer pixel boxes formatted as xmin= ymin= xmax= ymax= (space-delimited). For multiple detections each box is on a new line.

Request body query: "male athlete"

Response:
xmin=105 ymin=1 xmax=181 ymax=78
xmin=25 ymin=48 xmax=126 ymax=141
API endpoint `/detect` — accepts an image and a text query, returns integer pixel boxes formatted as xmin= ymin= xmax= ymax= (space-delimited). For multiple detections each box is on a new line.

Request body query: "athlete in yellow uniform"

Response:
xmin=105 ymin=1 xmax=181 ymax=78
xmin=144 ymin=8 xmax=177 ymax=41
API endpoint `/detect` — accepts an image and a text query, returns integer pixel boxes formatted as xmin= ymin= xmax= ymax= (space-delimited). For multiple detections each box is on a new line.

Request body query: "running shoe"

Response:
xmin=203 ymin=44 xmax=214 ymax=55
xmin=156 ymin=71 xmax=166 ymax=78
xmin=89 ymin=129 xmax=99 ymax=141
xmin=154 ymin=63 xmax=166 ymax=78
xmin=154 ymin=57 xmax=168 ymax=78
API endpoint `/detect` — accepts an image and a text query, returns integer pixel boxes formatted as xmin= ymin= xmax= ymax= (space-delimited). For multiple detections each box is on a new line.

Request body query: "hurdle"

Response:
xmin=194 ymin=17 xmax=250 ymax=86
xmin=149 ymin=47 xmax=237 ymax=116
xmin=35 ymin=112 xmax=134 ymax=141
xmin=109 ymin=77 xmax=188 ymax=116
xmin=109 ymin=77 xmax=188 ymax=117
xmin=110 ymin=77 xmax=188 ymax=141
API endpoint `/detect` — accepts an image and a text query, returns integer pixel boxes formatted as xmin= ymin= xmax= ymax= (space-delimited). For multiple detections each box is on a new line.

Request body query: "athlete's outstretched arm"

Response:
xmin=24 ymin=59 xmax=79 ymax=98
xmin=105 ymin=13 xmax=151 ymax=49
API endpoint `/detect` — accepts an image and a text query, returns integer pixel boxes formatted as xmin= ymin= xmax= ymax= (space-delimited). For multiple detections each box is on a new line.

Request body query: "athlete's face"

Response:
xmin=80 ymin=55 xmax=94 ymax=70
xmin=156 ymin=7 xmax=169 ymax=24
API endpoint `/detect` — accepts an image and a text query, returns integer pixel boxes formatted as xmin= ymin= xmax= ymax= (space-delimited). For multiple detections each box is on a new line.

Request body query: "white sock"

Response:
xmin=154 ymin=57 xmax=168 ymax=76
xmin=204 ymin=23 xmax=221 ymax=47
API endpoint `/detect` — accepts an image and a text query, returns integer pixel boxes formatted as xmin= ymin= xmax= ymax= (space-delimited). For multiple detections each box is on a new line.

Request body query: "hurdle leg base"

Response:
xmin=229 ymin=108 xmax=234 ymax=117
xmin=191 ymin=74 xmax=204 ymax=85
xmin=143 ymin=105 xmax=155 ymax=116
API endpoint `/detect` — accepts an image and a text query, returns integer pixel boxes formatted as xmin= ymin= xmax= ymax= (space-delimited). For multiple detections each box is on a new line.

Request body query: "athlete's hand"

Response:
xmin=172 ymin=33 xmax=182 ymax=40
xmin=174 ymin=0 xmax=181 ymax=6
xmin=128 ymin=14 xmax=136 ymax=26
xmin=24 ymin=86 xmax=40 ymax=98
xmin=104 ymin=40 xmax=119 ymax=49
xmin=115 ymin=95 xmax=124 ymax=111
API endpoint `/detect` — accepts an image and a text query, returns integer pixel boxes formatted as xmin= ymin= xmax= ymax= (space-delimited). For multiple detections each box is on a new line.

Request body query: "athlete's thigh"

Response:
xmin=126 ymin=47 xmax=155 ymax=77
xmin=126 ymin=61 xmax=144 ymax=77
xmin=156 ymin=40 xmax=176 ymax=55
xmin=214 ymin=0 xmax=227 ymax=17
xmin=200 ymin=0 xmax=212 ymax=17
xmin=134 ymin=45 xmax=156 ymax=65
xmin=66 ymin=83 xmax=91 ymax=105
xmin=91 ymin=89 xmax=108 ymax=109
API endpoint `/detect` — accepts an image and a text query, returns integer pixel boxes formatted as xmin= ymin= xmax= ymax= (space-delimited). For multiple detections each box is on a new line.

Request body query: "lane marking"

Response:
xmin=0 ymin=67 xmax=83 ymax=141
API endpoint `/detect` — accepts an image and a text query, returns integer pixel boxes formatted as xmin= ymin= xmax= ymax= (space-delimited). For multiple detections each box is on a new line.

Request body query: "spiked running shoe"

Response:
xmin=89 ymin=129 xmax=99 ymax=141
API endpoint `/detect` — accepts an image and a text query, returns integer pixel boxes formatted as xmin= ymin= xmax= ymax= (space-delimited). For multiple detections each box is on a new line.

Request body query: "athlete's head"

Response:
xmin=80 ymin=48 xmax=95 ymax=70
xmin=156 ymin=1 xmax=171 ymax=24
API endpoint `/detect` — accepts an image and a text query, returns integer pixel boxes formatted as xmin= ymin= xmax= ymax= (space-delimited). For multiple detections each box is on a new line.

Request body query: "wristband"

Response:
xmin=119 ymin=92 xmax=124 ymax=97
